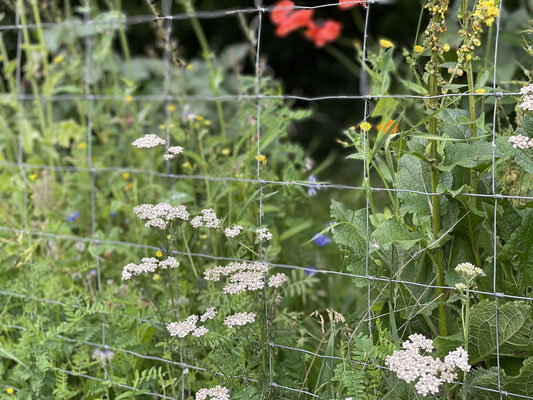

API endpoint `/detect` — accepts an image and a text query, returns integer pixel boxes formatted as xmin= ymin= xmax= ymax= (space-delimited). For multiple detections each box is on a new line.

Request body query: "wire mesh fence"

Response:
xmin=0 ymin=0 xmax=532 ymax=399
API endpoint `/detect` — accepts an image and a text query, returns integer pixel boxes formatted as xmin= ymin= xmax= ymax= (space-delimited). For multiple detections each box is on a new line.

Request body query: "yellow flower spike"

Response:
xmin=122 ymin=172 xmax=130 ymax=180
xmin=53 ymin=54 xmax=64 ymax=64
xmin=156 ymin=250 xmax=163 ymax=258
xmin=153 ymin=273 xmax=161 ymax=281
xmin=476 ymin=88 xmax=485 ymax=94
xmin=182 ymin=161 xmax=192 ymax=169
xmin=186 ymin=64 xmax=193 ymax=70
xmin=359 ymin=122 xmax=372 ymax=131
xmin=123 ymin=183 xmax=133 ymax=192
xmin=28 ymin=173 xmax=38 ymax=181
xmin=466 ymin=54 xmax=472 ymax=61
xmin=443 ymin=43 xmax=451 ymax=52
xmin=78 ymin=142 xmax=87 ymax=150
xmin=167 ymin=105 xmax=175 ymax=112
xmin=124 ymin=95 xmax=133 ymax=104
xmin=7 ymin=388 xmax=14 ymax=395
xmin=379 ymin=38 xmax=393 ymax=49
xmin=221 ymin=148 xmax=231 ymax=156
xmin=414 ymin=45 xmax=424 ymax=53
xmin=200 ymin=234 xmax=208 ymax=240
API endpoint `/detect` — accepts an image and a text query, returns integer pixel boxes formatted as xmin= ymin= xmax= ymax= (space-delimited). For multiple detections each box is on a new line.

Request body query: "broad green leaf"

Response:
xmin=469 ymin=300 xmax=533 ymax=364
xmin=397 ymin=155 xmax=431 ymax=214
xmin=470 ymin=358 xmax=533 ymax=399
xmin=371 ymin=219 xmax=422 ymax=250
xmin=440 ymin=142 xmax=500 ymax=171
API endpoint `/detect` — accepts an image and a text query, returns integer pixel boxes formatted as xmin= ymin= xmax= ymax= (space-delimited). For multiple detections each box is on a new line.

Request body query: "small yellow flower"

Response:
xmin=204 ymin=120 xmax=211 ymax=126
xmin=359 ymin=122 xmax=372 ymax=131
xmin=28 ymin=173 xmax=38 ymax=181
xmin=168 ymin=123 xmax=175 ymax=129
xmin=167 ymin=104 xmax=175 ymax=112
xmin=196 ymin=115 xmax=204 ymax=121
xmin=53 ymin=54 xmax=64 ymax=64
xmin=221 ymin=148 xmax=231 ymax=156
xmin=349 ymin=125 xmax=355 ymax=131
xmin=155 ymin=250 xmax=163 ymax=257
xmin=187 ymin=64 xmax=193 ymax=70
xmin=124 ymin=95 xmax=133 ymax=104
xmin=7 ymin=387 xmax=14 ymax=395
xmin=122 ymin=172 xmax=130 ymax=180
xmin=159 ymin=124 xmax=166 ymax=130
xmin=379 ymin=39 xmax=393 ymax=49
xmin=182 ymin=161 xmax=192 ymax=169
xmin=476 ymin=88 xmax=485 ymax=94
xmin=256 ymin=154 xmax=267 ymax=166
xmin=78 ymin=142 xmax=87 ymax=150
xmin=123 ymin=183 xmax=133 ymax=192
xmin=200 ymin=234 xmax=208 ymax=240
xmin=167 ymin=234 xmax=172 ymax=240
xmin=443 ymin=43 xmax=451 ymax=52
xmin=414 ymin=45 xmax=424 ymax=53
xmin=153 ymin=273 xmax=161 ymax=281
xmin=466 ymin=54 xmax=472 ymax=61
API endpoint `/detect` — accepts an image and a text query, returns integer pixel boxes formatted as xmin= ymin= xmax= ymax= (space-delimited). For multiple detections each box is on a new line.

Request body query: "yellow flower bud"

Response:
xmin=379 ymin=39 xmax=393 ymax=49
xmin=414 ymin=45 xmax=424 ymax=53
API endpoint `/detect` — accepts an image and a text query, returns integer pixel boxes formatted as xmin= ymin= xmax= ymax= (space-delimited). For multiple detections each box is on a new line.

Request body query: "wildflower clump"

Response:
xmin=203 ymin=261 xmax=271 ymax=294
xmin=509 ymin=135 xmax=533 ymax=150
xmin=134 ymin=203 xmax=190 ymax=229
xmin=385 ymin=334 xmax=470 ymax=397
xmin=455 ymin=262 xmax=483 ymax=280
xmin=223 ymin=312 xmax=256 ymax=328
xmin=473 ymin=0 xmax=500 ymax=27
xmin=190 ymin=209 xmax=221 ymax=229
xmin=224 ymin=224 xmax=243 ymax=238
xmin=122 ymin=257 xmax=179 ymax=280
xmin=256 ymin=227 xmax=272 ymax=241
xmin=131 ymin=134 xmax=166 ymax=148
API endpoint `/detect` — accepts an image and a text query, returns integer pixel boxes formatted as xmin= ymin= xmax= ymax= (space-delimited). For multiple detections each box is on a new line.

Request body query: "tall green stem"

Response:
xmin=429 ymin=59 xmax=448 ymax=337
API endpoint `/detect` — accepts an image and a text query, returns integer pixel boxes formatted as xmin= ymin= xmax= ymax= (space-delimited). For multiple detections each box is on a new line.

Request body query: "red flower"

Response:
xmin=271 ymin=1 xmax=314 ymax=37
xmin=338 ymin=0 xmax=366 ymax=9
xmin=305 ymin=20 xmax=343 ymax=48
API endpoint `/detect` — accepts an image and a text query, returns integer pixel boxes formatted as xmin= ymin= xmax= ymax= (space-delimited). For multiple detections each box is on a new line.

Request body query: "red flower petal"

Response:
xmin=305 ymin=20 xmax=342 ymax=48
xmin=275 ymin=9 xmax=314 ymax=37
xmin=338 ymin=0 xmax=365 ymax=9
xmin=271 ymin=1 xmax=294 ymax=25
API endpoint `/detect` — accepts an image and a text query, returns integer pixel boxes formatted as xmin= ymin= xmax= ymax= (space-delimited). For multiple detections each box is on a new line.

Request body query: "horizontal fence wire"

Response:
xmin=1 ymin=0 xmax=531 ymax=398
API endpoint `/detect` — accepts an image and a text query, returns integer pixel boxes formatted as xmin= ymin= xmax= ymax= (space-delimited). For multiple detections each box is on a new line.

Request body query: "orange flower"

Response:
xmin=378 ymin=120 xmax=399 ymax=135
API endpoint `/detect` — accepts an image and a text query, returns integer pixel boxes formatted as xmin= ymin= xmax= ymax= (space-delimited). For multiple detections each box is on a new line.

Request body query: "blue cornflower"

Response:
xmin=305 ymin=266 xmax=317 ymax=276
xmin=67 ymin=215 xmax=75 ymax=222
xmin=73 ymin=211 xmax=80 ymax=219
xmin=308 ymin=176 xmax=321 ymax=196
xmin=109 ymin=211 xmax=117 ymax=219
xmin=312 ymin=233 xmax=330 ymax=246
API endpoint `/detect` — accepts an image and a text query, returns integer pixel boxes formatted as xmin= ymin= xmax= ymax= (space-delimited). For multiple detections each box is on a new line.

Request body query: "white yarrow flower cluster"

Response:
xmin=200 ymin=307 xmax=217 ymax=322
xmin=132 ymin=134 xmax=166 ymax=148
xmin=519 ymin=83 xmax=533 ymax=111
xmin=223 ymin=312 xmax=256 ymax=328
xmin=385 ymin=334 xmax=470 ymax=397
xmin=203 ymin=261 xmax=269 ymax=295
xmin=164 ymin=146 xmax=184 ymax=160
xmin=508 ymin=134 xmax=533 ymax=150
xmin=224 ymin=224 xmax=243 ymax=238
xmin=268 ymin=273 xmax=287 ymax=288
xmin=455 ymin=262 xmax=484 ymax=280
xmin=256 ymin=227 xmax=272 ymax=241
xmin=134 ymin=203 xmax=190 ymax=229
xmin=195 ymin=385 xmax=230 ymax=400
xmin=190 ymin=209 xmax=221 ymax=229
xmin=122 ymin=257 xmax=179 ymax=280
xmin=167 ymin=313 xmax=211 ymax=338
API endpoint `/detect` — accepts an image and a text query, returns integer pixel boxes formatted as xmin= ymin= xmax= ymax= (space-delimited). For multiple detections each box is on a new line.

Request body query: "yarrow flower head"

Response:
xmin=519 ymin=83 xmax=533 ymax=111
xmin=509 ymin=135 xmax=533 ymax=150
xmin=256 ymin=227 xmax=272 ymax=241
xmin=190 ymin=209 xmax=221 ymax=229
xmin=164 ymin=146 xmax=184 ymax=160
xmin=122 ymin=257 xmax=179 ymax=280
xmin=386 ymin=334 xmax=470 ymax=397
xmin=268 ymin=273 xmax=287 ymax=288
xmin=204 ymin=261 xmax=268 ymax=295
xmin=224 ymin=224 xmax=243 ymax=238
xmin=223 ymin=312 xmax=256 ymax=328
xmin=133 ymin=203 xmax=190 ymax=229
xmin=195 ymin=385 xmax=230 ymax=400
xmin=167 ymin=314 xmax=199 ymax=338
xmin=132 ymin=134 xmax=166 ymax=148
xmin=455 ymin=262 xmax=484 ymax=280
xmin=200 ymin=307 xmax=217 ymax=322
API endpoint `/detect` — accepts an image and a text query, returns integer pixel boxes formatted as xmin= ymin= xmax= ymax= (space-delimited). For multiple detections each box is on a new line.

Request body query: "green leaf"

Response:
xmin=399 ymin=79 xmax=428 ymax=95
xmin=371 ymin=219 xmax=422 ymax=250
xmin=469 ymin=300 xmax=533 ymax=364
xmin=440 ymin=142 xmax=500 ymax=171
xmin=371 ymin=97 xmax=398 ymax=117
xmin=397 ymin=155 xmax=431 ymax=214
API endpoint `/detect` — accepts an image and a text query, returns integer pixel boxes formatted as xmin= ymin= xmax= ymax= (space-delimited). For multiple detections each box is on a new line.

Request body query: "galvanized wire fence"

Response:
xmin=0 ymin=0 xmax=530 ymax=399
